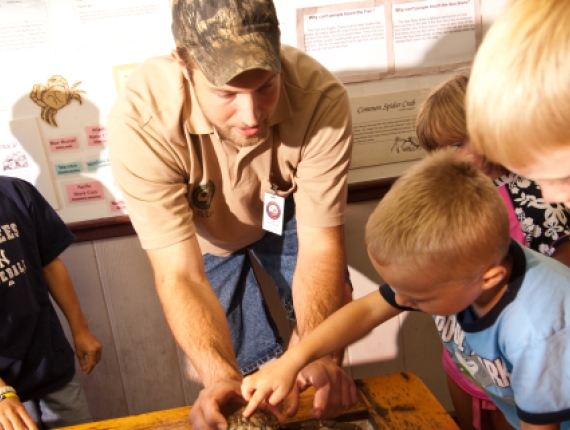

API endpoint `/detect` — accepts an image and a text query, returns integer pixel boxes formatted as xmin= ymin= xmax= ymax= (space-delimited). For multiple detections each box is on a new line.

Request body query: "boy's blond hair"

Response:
xmin=467 ymin=0 xmax=570 ymax=168
xmin=365 ymin=149 xmax=510 ymax=278
xmin=416 ymin=71 xmax=469 ymax=152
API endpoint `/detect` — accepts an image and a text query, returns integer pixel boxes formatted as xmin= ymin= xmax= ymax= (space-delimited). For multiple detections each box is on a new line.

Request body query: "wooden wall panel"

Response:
xmin=93 ymin=236 xmax=190 ymax=415
xmin=59 ymin=242 xmax=129 ymax=421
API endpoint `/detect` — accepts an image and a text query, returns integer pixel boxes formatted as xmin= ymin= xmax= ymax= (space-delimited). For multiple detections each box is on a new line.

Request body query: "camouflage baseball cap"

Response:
xmin=172 ymin=0 xmax=281 ymax=87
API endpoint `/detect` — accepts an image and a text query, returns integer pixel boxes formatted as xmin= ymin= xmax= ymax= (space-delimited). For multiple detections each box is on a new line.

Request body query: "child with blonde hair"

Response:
xmin=467 ymin=0 xmax=570 ymax=207
xmin=241 ymin=149 xmax=570 ymax=430
xmin=416 ymin=71 xmax=570 ymax=429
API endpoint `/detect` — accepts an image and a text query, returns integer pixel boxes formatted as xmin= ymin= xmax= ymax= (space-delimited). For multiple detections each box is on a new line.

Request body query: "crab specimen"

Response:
xmin=225 ymin=407 xmax=362 ymax=430
xmin=283 ymin=420 xmax=362 ymax=430
xmin=30 ymin=75 xmax=85 ymax=127
xmin=227 ymin=407 xmax=279 ymax=430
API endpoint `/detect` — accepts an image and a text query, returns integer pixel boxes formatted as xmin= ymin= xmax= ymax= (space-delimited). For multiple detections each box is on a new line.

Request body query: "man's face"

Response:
xmin=369 ymin=253 xmax=484 ymax=316
xmin=189 ymin=66 xmax=280 ymax=147
xmin=506 ymin=146 xmax=570 ymax=208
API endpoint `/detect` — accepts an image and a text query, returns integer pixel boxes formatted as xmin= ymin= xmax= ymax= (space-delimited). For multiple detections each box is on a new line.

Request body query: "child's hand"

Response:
xmin=241 ymin=354 xmax=301 ymax=418
xmin=0 ymin=396 xmax=38 ymax=430
xmin=73 ymin=329 xmax=102 ymax=374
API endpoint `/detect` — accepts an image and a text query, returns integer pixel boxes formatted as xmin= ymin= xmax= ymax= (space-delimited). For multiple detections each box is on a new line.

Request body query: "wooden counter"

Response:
xmin=59 ymin=372 xmax=458 ymax=429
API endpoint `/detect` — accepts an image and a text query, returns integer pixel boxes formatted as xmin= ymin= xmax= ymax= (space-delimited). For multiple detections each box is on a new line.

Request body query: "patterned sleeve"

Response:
xmin=503 ymin=176 xmax=570 ymax=255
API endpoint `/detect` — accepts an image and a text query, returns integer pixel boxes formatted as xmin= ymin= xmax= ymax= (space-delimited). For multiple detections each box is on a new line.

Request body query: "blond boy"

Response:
xmin=240 ymin=149 xmax=570 ymax=430
xmin=467 ymin=0 xmax=570 ymax=207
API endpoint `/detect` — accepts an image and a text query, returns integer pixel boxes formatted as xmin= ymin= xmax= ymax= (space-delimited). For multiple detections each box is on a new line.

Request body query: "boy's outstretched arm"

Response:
xmin=43 ymin=257 xmax=102 ymax=374
xmin=241 ymin=290 xmax=402 ymax=416
xmin=0 ymin=377 xmax=37 ymax=430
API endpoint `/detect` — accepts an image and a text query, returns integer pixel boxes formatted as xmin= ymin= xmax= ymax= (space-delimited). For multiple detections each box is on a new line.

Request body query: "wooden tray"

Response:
xmin=59 ymin=372 xmax=458 ymax=429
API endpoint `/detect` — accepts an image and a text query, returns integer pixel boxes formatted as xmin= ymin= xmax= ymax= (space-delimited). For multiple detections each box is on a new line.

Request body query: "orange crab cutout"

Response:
xmin=30 ymin=75 xmax=85 ymax=127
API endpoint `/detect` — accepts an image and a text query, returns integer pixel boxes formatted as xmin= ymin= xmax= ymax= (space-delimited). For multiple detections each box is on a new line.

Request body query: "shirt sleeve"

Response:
xmin=293 ymin=87 xmax=353 ymax=228
xmin=510 ymin=329 xmax=570 ymax=425
xmin=515 ymin=179 xmax=570 ymax=254
xmin=379 ymin=284 xmax=417 ymax=312
xmin=107 ymin=114 xmax=196 ymax=250
xmin=545 ymin=202 xmax=570 ymax=251
xmin=9 ymin=179 xmax=75 ymax=266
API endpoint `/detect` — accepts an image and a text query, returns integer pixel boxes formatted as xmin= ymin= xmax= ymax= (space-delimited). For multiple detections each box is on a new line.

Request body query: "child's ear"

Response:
xmin=481 ymin=265 xmax=507 ymax=291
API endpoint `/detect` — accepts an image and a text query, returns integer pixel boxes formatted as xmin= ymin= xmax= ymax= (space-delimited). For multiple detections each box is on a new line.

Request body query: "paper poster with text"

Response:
xmin=72 ymin=0 xmax=171 ymax=47
xmin=393 ymin=0 xmax=478 ymax=70
xmin=297 ymin=0 xmax=481 ymax=83
xmin=0 ymin=0 xmax=52 ymax=55
xmin=298 ymin=2 xmax=388 ymax=79
xmin=349 ymin=89 xmax=429 ymax=168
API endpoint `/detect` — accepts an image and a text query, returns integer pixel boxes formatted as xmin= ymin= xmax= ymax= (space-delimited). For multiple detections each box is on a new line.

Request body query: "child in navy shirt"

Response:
xmin=0 ymin=177 xmax=101 ymax=429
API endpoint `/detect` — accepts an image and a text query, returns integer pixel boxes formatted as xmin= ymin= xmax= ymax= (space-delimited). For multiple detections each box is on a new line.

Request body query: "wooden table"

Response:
xmin=59 ymin=372 xmax=458 ymax=429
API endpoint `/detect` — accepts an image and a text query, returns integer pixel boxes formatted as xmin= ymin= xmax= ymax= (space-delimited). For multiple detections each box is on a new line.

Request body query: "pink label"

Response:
xmin=48 ymin=136 xmax=80 ymax=152
xmin=110 ymin=200 xmax=126 ymax=211
xmin=65 ymin=181 xmax=105 ymax=203
xmin=85 ymin=126 xmax=107 ymax=146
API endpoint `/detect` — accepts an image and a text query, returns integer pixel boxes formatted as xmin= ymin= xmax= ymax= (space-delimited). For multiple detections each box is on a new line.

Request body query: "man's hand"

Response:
xmin=73 ymin=329 xmax=102 ymax=374
xmin=296 ymin=356 xmax=357 ymax=419
xmin=0 ymin=397 xmax=38 ymax=430
xmin=189 ymin=380 xmax=246 ymax=430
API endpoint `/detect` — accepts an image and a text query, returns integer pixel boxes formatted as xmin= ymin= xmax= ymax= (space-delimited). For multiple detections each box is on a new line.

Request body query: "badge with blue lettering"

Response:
xmin=263 ymin=192 xmax=284 ymax=235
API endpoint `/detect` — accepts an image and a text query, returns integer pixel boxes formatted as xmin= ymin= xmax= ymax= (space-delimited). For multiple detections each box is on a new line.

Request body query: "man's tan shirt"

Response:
xmin=107 ymin=45 xmax=353 ymax=255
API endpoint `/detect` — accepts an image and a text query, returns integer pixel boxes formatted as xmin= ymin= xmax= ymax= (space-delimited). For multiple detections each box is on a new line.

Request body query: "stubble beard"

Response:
xmin=214 ymin=119 xmax=271 ymax=147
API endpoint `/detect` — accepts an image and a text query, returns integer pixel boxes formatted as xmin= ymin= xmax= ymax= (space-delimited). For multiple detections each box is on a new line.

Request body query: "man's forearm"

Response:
xmin=148 ymin=238 xmax=242 ymax=387
xmin=156 ymin=274 xmax=242 ymax=386
xmin=292 ymin=225 xmax=347 ymax=340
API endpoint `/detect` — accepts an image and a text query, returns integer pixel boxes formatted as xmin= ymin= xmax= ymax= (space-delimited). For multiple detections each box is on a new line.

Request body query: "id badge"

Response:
xmin=262 ymin=192 xmax=285 ymax=235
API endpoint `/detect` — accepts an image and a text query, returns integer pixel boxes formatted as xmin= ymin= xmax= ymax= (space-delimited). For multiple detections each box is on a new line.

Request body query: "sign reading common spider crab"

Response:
xmin=30 ymin=75 xmax=85 ymax=127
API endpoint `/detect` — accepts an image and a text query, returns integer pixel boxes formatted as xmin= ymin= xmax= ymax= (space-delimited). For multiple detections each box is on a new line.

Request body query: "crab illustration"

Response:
xmin=30 ymin=75 xmax=85 ymax=127
xmin=391 ymin=136 xmax=421 ymax=154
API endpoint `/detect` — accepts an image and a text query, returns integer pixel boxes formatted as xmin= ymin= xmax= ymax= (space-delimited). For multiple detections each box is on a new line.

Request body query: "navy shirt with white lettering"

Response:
xmin=0 ymin=177 xmax=75 ymax=401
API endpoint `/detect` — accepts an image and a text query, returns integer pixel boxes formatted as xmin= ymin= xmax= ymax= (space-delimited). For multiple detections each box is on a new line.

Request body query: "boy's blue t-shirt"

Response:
xmin=380 ymin=242 xmax=570 ymax=429
xmin=0 ymin=177 xmax=76 ymax=401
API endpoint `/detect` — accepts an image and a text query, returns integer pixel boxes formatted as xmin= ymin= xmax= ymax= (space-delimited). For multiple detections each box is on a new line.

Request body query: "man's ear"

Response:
xmin=171 ymin=49 xmax=187 ymax=68
xmin=481 ymin=265 xmax=507 ymax=291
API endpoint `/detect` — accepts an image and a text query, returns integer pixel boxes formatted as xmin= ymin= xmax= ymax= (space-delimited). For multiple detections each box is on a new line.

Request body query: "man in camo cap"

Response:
xmin=107 ymin=1 xmax=356 ymax=427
